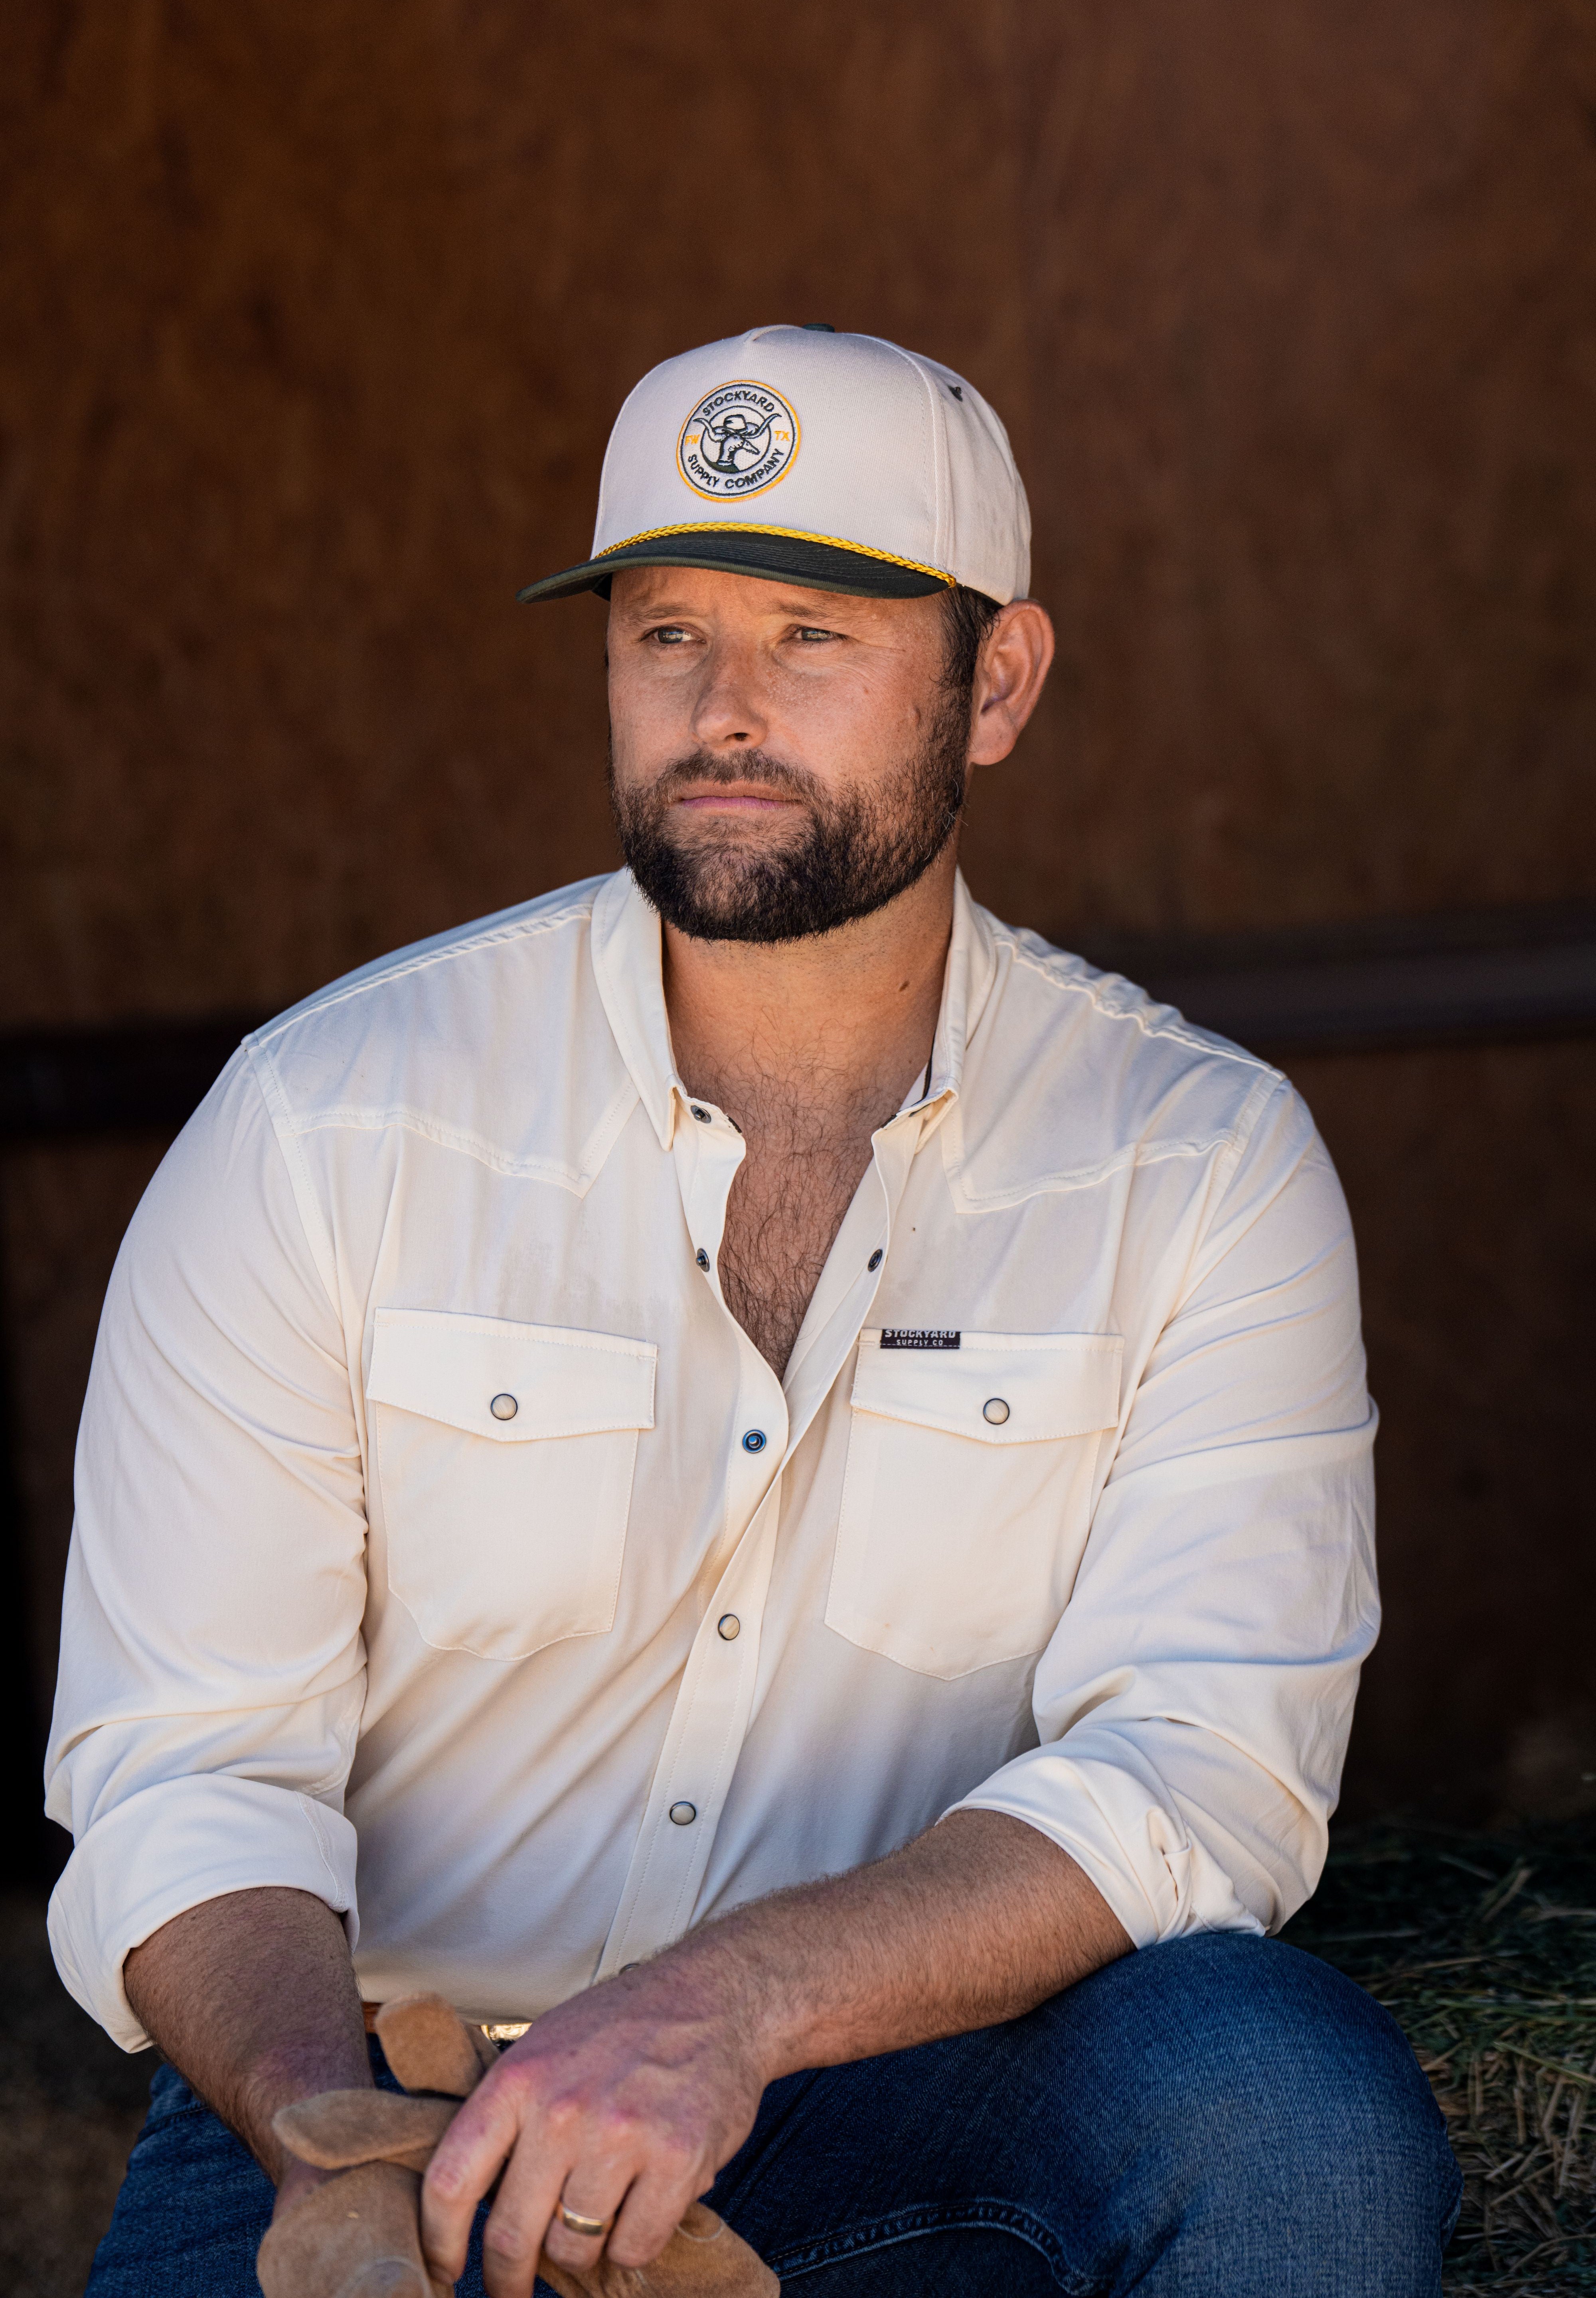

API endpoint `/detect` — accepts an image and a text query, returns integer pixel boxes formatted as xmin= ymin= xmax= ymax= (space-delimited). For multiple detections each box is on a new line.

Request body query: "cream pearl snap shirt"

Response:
xmin=47 ymin=871 xmax=1378 ymax=2051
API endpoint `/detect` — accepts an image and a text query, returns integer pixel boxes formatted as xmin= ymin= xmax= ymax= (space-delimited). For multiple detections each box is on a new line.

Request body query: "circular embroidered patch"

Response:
xmin=678 ymin=380 xmax=800 ymax=499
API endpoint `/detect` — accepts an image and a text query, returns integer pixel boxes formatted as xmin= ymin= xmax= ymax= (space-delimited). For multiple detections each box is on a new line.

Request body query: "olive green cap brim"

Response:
xmin=516 ymin=527 xmax=952 ymax=604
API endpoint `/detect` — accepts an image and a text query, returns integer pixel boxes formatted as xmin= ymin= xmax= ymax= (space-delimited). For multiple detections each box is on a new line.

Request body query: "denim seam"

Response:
xmin=768 ymin=2196 xmax=1092 ymax=2292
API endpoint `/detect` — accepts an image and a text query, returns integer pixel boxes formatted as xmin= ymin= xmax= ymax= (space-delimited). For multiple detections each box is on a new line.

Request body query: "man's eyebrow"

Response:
xmin=613 ymin=593 xmax=862 ymax=626
xmin=613 ymin=596 xmax=702 ymax=621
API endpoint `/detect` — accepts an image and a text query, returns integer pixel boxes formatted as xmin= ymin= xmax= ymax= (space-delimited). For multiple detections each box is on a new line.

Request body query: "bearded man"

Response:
xmin=50 ymin=326 xmax=1458 ymax=2296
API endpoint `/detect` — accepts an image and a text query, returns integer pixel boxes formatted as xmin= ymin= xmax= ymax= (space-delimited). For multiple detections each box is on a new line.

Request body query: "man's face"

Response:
xmin=605 ymin=566 xmax=971 ymax=943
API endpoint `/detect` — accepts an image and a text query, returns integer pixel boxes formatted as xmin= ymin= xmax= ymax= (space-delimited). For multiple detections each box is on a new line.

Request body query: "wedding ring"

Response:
xmin=557 ymin=2203 xmax=614 ymax=2240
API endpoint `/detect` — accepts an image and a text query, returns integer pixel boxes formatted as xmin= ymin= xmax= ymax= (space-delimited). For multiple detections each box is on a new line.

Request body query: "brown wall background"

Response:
xmin=3 ymin=1 xmax=1594 ymax=1843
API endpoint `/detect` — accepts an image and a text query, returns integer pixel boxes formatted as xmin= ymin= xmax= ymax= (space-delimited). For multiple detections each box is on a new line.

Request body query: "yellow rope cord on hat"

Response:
xmin=595 ymin=522 xmax=955 ymax=585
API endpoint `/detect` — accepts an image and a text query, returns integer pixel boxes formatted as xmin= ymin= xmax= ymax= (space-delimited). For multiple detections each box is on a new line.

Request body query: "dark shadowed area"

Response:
xmin=2 ymin=5 xmax=1594 ymax=2285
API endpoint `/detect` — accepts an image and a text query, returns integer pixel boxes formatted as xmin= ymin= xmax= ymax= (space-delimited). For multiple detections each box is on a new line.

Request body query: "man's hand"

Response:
xmin=421 ymin=1810 xmax=1131 ymax=2297
xmin=423 ymin=1960 xmax=767 ymax=2291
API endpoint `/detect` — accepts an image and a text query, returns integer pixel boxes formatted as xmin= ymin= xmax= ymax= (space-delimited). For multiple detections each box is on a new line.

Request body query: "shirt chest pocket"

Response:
xmin=824 ymin=1331 xmax=1123 ymax=1680
xmin=367 ymin=1308 xmax=657 ymax=1661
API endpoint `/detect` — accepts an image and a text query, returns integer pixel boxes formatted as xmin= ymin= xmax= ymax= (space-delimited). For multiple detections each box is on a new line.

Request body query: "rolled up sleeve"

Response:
xmin=45 ymin=1048 xmax=369 ymax=2050
xmin=948 ymin=1080 xmax=1379 ymax=1947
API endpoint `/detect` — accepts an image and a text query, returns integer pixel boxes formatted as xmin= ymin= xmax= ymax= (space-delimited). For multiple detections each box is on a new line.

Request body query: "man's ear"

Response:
xmin=968 ymin=601 xmax=1055 ymax=767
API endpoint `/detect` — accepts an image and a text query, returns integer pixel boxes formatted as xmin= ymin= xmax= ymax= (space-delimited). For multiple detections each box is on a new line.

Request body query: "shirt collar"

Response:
xmin=927 ymin=868 xmax=998 ymax=1105
xmin=589 ymin=866 xmax=999 ymax=1152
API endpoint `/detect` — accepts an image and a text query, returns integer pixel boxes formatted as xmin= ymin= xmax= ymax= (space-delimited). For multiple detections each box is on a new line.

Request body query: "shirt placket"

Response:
xmin=594 ymin=1087 xmax=948 ymax=1979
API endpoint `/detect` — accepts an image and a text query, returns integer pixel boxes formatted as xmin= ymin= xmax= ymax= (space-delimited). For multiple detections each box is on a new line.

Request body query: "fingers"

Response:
xmin=472 ymin=2113 xmax=577 ymax=2298
xmin=419 ymin=2071 xmax=523 ymax=2286
xmin=425 ymin=2079 xmax=701 ymax=2298
xmin=485 ymin=2156 xmax=695 ymax=2294
xmin=486 ymin=2136 xmax=622 ymax=2293
xmin=603 ymin=2162 xmax=707 ymax=2272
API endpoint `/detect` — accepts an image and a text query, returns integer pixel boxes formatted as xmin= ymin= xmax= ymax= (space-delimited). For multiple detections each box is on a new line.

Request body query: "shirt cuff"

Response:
xmin=47 ymin=1774 xmax=360 ymax=2051
xmin=944 ymin=1730 xmax=1266 ymax=1951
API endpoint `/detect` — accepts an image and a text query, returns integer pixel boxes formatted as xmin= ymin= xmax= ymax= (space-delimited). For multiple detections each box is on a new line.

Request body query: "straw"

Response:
xmin=1286 ymin=1817 xmax=1596 ymax=2293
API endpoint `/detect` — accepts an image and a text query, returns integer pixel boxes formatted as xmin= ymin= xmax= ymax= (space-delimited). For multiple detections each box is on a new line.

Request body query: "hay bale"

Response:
xmin=1286 ymin=1819 xmax=1596 ymax=2293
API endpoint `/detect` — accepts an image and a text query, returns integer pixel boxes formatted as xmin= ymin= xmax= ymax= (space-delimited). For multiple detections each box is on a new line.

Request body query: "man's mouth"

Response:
xmin=671 ymin=784 xmax=805 ymax=815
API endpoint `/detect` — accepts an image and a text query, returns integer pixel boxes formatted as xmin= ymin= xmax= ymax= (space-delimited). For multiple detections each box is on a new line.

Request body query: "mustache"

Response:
xmin=650 ymin=748 xmax=824 ymax=805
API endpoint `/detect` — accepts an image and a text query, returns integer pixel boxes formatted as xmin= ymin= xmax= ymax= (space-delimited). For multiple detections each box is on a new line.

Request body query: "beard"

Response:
xmin=608 ymin=694 xmax=970 ymax=945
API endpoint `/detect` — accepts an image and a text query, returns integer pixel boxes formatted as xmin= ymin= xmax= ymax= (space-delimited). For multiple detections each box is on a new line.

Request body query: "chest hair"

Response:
xmin=713 ymin=1076 xmax=900 ymax=1376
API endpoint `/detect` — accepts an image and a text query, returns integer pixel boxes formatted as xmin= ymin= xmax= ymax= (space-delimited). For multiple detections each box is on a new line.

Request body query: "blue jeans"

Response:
xmin=86 ymin=1933 xmax=1459 ymax=2295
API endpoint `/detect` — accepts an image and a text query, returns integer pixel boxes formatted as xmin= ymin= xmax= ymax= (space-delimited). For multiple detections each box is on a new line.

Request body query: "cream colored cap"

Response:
xmin=518 ymin=324 xmax=1031 ymax=605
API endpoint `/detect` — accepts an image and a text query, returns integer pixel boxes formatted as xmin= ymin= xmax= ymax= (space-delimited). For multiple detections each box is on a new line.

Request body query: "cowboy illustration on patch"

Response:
xmin=678 ymin=379 xmax=800 ymax=497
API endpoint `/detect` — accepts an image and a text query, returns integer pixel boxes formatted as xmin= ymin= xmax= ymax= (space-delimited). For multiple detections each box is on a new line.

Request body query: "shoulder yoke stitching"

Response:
xmin=274 ymin=1084 xmax=640 ymax=1192
xmin=999 ymin=934 xmax=1280 ymax=1081
xmin=251 ymin=887 xmax=602 ymax=1050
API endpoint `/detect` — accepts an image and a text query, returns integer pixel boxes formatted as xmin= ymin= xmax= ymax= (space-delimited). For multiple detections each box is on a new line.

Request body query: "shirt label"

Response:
xmin=879 ymin=1329 xmax=961 ymax=1350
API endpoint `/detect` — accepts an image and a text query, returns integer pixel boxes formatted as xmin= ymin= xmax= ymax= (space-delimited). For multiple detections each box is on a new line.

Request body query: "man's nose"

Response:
xmin=691 ymin=638 xmax=769 ymax=749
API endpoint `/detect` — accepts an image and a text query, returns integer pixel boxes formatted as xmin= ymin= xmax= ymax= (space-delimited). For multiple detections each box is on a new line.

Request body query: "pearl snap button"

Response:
xmin=982 ymin=1397 xmax=1011 ymax=1425
xmin=489 ymin=1393 xmax=519 ymax=1421
xmin=742 ymin=1429 xmax=766 ymax=1453
xmin=695 ymin=1248 xmax=711 ymax=1270
xmin=717 ymin=1614 xmax=741 ymax=1641
xmin=868 ymin=1249 xmax=883 ymax=1271
xmin=668 ymin=1801 xmax=698 ymax=1826
xmin=690 ymin=1104 xmax=711 ymax=1123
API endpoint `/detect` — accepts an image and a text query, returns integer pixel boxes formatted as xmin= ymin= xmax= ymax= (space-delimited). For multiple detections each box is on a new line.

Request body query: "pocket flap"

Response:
xmin=850 ymin=1331 xmax=1122 ymax=1444
xmin=369 ymin=1308 xmax=656 ymax=1442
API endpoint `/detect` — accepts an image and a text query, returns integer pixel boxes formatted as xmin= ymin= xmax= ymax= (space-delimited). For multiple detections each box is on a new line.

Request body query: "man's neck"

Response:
xmin=661 ymin=856 xmax=958 ymax=1374
xmin=661 ymin=853 xmax=957 ymax=1128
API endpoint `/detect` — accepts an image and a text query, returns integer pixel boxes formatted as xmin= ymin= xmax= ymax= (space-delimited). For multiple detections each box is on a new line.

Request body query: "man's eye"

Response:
xmin=795 ymin=626 xmax=839 ymax=643
xmin=648 ymin=626 xmax=693 ymax=646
